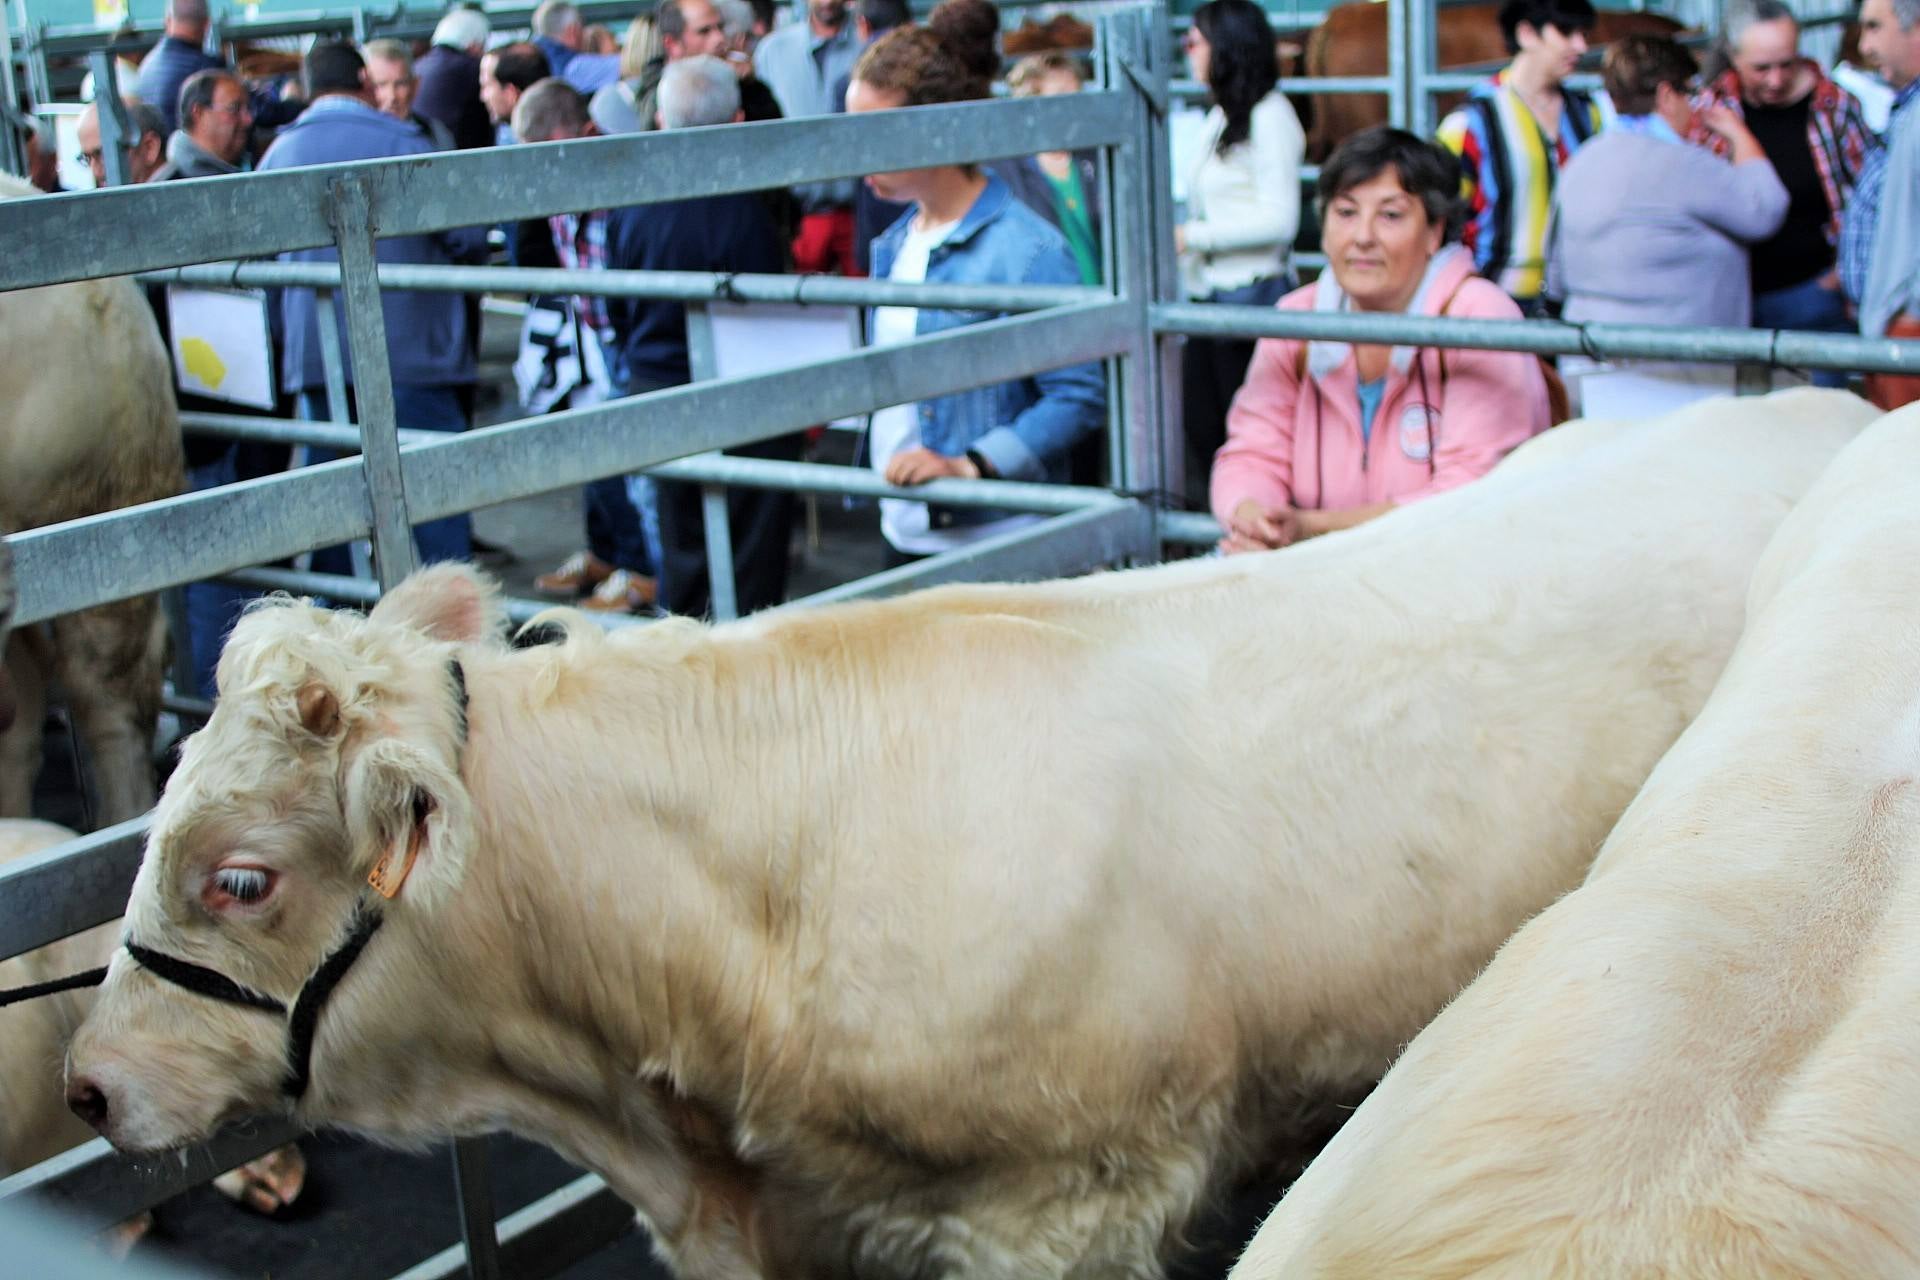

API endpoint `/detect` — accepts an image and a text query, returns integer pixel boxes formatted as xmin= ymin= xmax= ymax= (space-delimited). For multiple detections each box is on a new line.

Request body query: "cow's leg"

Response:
xmin=50 ymin=597 xmax=164 ymax=827
xmin=0 ymin=629 xmax=49 ymax=818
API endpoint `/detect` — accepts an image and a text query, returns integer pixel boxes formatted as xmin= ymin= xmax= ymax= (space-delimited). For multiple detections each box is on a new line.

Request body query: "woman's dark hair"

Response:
xmin=852 ymin=24 xmax=985 ymax=106
xmin=1316 ymin=127 xmax=1466 ymax=243
xmin=1496 ymin=0 xmax=1597 ymax=53
xmin=927 ymin=0 xmax=1001 ymax=97
xmin=1602 ymin=33 xmax=1697 ymax=115
xmin=1192 ymin=0 xmax=1279 ymax=153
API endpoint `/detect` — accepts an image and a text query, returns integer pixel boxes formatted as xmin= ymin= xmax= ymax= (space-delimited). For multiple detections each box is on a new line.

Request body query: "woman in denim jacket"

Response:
xmin=848 ymin=27 xmax=1107 ymax=557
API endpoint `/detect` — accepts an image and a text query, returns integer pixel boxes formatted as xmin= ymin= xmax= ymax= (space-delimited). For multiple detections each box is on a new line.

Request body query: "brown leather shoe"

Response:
xmin=578 ymin=568 xmax=659 ymax=614
xmin=534 ymin=551 xmax=614 ymax=598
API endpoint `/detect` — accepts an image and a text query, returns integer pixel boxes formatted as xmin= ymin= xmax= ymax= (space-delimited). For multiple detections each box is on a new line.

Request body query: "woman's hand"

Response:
xmin=885 ymin=447 xmax=980 ymax=486
xmin=1701 ymin=106 xmax=1766 ymax=164
xmin=1219 ymin=499 xmax=1300 ymax=554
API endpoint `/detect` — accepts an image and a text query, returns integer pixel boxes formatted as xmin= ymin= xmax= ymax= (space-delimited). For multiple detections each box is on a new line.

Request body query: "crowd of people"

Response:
xmin=1211 ymin=0 xmax=1920 ymax=554
xmin=12 ymin=0 xmax=1920 ymax=633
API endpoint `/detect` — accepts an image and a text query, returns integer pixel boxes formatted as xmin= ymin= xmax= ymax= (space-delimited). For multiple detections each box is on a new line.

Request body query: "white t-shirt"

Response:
xmin=870 ymin=214 xmax=1041 ymax=555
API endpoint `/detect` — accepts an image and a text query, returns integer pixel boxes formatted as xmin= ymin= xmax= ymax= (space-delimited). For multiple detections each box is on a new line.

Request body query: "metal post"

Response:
xmin=1387 ymin=0 xmax=1411 ymax=132
xmin=1734 ymin=361 xmax=1771 ymax=396
xmin=1407 ymin=0 xmax=1437 ymax=138
xmin=87 ymin=48 xmax=130 ymax=187
xmin=449 ymin=1138 xmax=503 ymax=1280
xmin=1104 ymin=6 xmax=1174 ymax=536
xmin=314 ymin=291 xmax=353 ymax=427
xmin=328 ymin=175 xmax=499 ymax=1277
xmin=683 ymin=300 xmax=739 ymax=620
xmin=0 ymin=8 xmax=25 ymax=178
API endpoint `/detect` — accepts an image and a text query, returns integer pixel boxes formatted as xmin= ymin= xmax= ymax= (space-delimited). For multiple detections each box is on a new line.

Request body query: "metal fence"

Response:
xmin=4 ymin=1 xmax=1920 ymax=1276
xmin=0 ymin=8 xmax=1178 ymax=1275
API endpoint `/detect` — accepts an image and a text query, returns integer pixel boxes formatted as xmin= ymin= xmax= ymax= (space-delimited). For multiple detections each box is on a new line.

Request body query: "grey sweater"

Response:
xmin=1546 ymin=130 xmax=1788 ymax=328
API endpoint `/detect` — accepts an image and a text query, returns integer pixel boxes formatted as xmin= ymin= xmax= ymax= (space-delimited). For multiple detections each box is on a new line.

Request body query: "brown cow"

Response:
xmin=1301 ymin=3 xmax=1689 ymax=160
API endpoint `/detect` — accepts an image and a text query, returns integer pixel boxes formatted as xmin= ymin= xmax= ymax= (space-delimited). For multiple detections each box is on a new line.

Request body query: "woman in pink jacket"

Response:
xmin=1212 ymin=128 xmax=1551 ymax=553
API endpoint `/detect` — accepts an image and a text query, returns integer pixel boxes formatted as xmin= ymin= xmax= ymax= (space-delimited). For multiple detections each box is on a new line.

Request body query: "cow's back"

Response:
xmin=1230 ymin=401 xmax=1920 ymax=1279
xmin=716 ymin=390 xmax=1874 ymax=1175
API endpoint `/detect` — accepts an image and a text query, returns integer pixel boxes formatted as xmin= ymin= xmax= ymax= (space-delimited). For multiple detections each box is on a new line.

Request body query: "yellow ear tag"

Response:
xmin=367 ymin=821 xmax=425 ymax=899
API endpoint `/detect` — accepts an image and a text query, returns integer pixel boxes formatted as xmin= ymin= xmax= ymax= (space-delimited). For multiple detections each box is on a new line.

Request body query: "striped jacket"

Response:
xmin=1688 ymin=64 xmax=1871 ymax=248
xmin=1437 ymin=71 xmax=1608 ymax=303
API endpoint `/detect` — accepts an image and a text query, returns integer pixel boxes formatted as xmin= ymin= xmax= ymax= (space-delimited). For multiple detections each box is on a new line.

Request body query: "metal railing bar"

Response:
xmin=1160 ymin=511 xmax=1225 ymax=547
xmin=0 ymin=1120 xmax=305 ymax=1226
xmin=1150 ymin=303 xmax=1920 ymax=375
xmin=399 ymin=299 xmax=1134 ymax=525
xmin=0 ymin=94 xmax=1133 ymax=291
xmin=141 ymin=263 xmax=1102 ymax=313
xmin=220 ymin=568 xmax=653 ymax=632
xmin=784 ymin=500 xmax=1154 ymax=611
xmin=389 ymin=1175 xmax=633 ymax=1280
xmin=5 ymin=299 xmax=1131 ymax=625
xmin=0 ymin=815 xmax=147 ymax=961
xmin=5 ymin=458 xmax=374 ymax=628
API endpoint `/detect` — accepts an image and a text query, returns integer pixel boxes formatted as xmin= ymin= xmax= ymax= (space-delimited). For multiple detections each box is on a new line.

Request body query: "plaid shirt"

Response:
xmin=1689 ymin=63 xmax=1872 ymax=248
xmin=549 ymin=209 xmax=613 ymax=344
xmin=1839 ymin=80 xmax=1920 ymax=312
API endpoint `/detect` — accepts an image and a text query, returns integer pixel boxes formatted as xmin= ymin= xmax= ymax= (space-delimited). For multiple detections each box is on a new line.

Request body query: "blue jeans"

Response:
xmin=184 ymin=449 xmax=252 ymax=700
xmin=1753 ymin=276 xmax=1851 ymax=389
xmin=297 ymin=385 xmax=472 ymax=575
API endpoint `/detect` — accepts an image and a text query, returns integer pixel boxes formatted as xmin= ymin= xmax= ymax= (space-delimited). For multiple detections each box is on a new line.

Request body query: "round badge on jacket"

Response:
xmin=1399 ymin=403 xmax=1437 ymax=461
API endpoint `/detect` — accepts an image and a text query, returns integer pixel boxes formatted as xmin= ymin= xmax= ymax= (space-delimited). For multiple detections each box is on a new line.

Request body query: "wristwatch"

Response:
xmin=965 ymin=448 xmax=996 ymax=480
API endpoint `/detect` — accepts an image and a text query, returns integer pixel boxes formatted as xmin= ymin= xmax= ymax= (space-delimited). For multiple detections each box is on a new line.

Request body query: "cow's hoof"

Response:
xmin=212 ymin=1142 xmax=308 ymax=1215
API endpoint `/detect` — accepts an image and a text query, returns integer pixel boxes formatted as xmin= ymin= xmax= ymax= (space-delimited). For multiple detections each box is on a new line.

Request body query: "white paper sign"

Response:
xmin=707 ymin=300 xmax=862 ymax=429
xmin=166 ymin=286 xmax=277 ymax=410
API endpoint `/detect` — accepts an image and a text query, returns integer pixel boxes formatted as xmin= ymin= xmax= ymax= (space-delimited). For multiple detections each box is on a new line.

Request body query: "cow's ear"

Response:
xmin=369 ymin=564 xmax=504 ymax=645
xmin=340 ymin=737 xmax=472 ymax=909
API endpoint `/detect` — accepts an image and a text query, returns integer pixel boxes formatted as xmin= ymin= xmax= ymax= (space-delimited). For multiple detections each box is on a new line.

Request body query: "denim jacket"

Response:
xmin=868 ymin=174 xmax=1106 ymax=489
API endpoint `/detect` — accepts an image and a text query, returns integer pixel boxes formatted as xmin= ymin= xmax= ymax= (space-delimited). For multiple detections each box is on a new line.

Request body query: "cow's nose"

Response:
xmin=67 ymin=1077 xmax=110 ymax=1131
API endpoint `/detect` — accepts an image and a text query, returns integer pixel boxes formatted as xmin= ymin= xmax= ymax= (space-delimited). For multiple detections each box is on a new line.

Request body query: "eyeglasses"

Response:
xmin=207 ymin=100 xmax=253 ymax=117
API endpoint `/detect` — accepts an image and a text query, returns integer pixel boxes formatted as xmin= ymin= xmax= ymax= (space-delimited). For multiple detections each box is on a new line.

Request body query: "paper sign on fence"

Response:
xmin=166 ymin=286 xmax=277 ymax=410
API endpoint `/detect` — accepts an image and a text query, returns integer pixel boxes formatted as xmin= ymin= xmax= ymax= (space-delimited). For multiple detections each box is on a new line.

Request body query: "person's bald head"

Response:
xmin=511 ymin=76 xmax=595 ymax=141
xmin=76 ymin=96 xmax=167 ymax=186
xmin=164 ymin=0 xmax=210 ymax=40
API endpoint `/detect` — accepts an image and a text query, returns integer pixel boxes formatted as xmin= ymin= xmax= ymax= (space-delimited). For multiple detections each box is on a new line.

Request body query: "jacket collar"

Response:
xmin=166 ymin=129 xmax=242 ymax=176
xmin=874 ymin=171 xmax=1015 ymax=259
xmin=1306 ymin=244 xmax=1471 ymax=384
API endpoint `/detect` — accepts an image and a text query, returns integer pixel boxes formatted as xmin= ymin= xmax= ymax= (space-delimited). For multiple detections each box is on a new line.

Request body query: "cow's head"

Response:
xmin=65 ymin=564 xmax=503 ymax=1153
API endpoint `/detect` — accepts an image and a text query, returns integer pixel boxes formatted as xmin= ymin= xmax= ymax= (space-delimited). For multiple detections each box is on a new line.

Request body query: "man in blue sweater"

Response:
xmin=258 ymin=41 xmax=489 ymax=571
xmin=135 ymin=0 xmax=221 ymax=132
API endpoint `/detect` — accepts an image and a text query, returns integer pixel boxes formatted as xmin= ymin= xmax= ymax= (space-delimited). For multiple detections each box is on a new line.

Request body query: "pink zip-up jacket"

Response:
xmin=1210 ymin=246 xmax=1549 ymax=524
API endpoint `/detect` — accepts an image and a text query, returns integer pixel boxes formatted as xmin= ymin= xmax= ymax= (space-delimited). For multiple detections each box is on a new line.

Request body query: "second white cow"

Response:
xmin=67 ymin=391 xmax=1872 ymax=1278
xmin=1229 ymin=404 xmax=1920 ymax=1279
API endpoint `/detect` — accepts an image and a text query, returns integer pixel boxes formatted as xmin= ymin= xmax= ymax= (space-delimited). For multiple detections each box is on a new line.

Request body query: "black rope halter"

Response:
xmin=0 ymin=658 xmax=468 ymax=1102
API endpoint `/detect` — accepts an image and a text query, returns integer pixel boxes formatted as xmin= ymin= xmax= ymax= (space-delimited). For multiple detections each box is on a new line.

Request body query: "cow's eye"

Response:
xmin=210 ymin=866 xmax=275 ymax=907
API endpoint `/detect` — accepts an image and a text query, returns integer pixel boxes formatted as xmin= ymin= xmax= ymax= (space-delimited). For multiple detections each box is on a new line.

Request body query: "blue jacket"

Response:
xmin=136 ymin=36 xmax=223 ymax=132
xmin=868 ymin=174 xmax=1106 ymax=484
xmin=603 ymin=192 xmax=786 ymax=391
xmin=533 ymin=36 xmax=620 ymax=94
xmin=256 ymin=97 xmax=488 ymax=392
xmin=413 ymin=44 xmax=494 ymax=150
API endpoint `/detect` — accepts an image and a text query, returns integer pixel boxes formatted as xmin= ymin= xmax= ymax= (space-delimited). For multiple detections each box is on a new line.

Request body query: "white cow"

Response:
xmin=1228 ymin=402 xmax=1920 ymax=1280
xmin=0 ymin=172 xmax=184 ymax=825
xmin=66 ymin=391 xmax=1870 ymax=1279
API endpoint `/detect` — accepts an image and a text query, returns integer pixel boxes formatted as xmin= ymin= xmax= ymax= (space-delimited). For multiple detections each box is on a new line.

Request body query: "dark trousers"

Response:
xmin=655 ymin=432 xmax=806 ymax=618
xmin=1181 ymin=275 xmax=1290 ymax=510
xmin=585 ymin=474 xmax=652 ymax=574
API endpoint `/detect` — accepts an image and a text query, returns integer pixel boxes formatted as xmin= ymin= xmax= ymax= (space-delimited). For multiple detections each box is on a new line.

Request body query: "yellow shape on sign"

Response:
xmin=180 ymin=338 xmax=228 ymax=390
